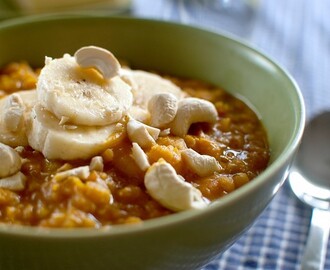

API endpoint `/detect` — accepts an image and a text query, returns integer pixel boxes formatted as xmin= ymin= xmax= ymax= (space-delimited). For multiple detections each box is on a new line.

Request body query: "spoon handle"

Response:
xmin=301 ymin=208 xmax=330 ymax=270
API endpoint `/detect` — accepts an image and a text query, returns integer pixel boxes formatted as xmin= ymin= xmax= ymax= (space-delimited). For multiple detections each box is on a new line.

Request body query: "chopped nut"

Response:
xmin=131 ymin=142 xmax=150 ymax=171
xmin=54 ymin=166 xmax=90 ymax=182
xmin=90 ymin=156 xmax=104 ymax=172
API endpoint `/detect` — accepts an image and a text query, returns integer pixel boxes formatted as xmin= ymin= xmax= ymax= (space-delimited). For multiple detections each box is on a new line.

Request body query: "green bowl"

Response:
xmin=0 ymin=14 xmax=305 ymax=270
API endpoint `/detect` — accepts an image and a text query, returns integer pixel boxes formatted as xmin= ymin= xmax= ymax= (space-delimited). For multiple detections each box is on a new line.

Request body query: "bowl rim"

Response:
xmin=0 ymin=14 xmax=305 ymax=238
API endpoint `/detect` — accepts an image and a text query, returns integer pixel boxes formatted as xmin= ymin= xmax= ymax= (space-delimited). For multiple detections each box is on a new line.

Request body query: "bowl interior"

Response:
xmin=0 ymin=14 xmax=305 ymax=234
xmin=0 ymin=14 xmax=303 ymax=160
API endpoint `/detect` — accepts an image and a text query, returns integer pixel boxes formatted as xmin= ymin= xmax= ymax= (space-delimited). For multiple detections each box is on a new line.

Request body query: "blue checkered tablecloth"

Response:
xmin=132 ymin=1 xmax=330 ymax=269
xmin=0 ymin=0 xmax=329 ymax=269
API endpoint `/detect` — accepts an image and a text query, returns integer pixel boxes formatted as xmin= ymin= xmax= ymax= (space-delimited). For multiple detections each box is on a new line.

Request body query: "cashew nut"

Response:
xmin=54 ymin=165 xmax=90 ymax=182
xmin=90 ymin=156 xmax=104 ymax=172
xmin=0 ymin=172 xmax=26 ymax=191
xmin=74 ymin=46 xmax=121 ymax=80
xmin=148 ymin=93 xmax=178 ymax=128
xmin=3 ymin=93 xmax=25 ymax=132
xmin=0 ymin=143 xmax=22 ymax=178
xmin=181 ymin=148 xmax=221 ymax=177
xmin=159 ymin=128 xmax=171 ymax=137
xmin=57 ymin=163 xmax=73 ymax=172
xmin=59 ymin=116 xmax=70 ymax=126
xmin=131 ymin=142 xmax=150 ymax=171
xmin=0 ymin=90 xmax=37 ymax=148
xmin=127 ymin=118 xmax=160 ymax=149
xmin=170 ymin=97 xmax=218 ymax=137
xmin=144 ymin=159 xmax=209 ymax=211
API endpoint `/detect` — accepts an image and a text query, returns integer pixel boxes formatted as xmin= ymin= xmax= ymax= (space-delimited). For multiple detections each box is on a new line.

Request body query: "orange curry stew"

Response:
xmin=0 ymin=62 xmax=270 ymax=228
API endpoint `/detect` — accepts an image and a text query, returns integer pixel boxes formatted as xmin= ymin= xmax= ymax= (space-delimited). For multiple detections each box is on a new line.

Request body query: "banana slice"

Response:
xmin=37 ymin=54 xmax=133 ymax=126
xmin=27 ymin=104 xmax=122 ymax=160
xmin=0 ymin=90 xmax=37 ymax=147
xmin=122 ymin=69 xmax=185 ymax=122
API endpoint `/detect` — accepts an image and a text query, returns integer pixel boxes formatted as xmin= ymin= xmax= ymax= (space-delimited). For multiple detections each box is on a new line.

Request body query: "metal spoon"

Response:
xmin=289 ymin=111 xmax=330 ymax=270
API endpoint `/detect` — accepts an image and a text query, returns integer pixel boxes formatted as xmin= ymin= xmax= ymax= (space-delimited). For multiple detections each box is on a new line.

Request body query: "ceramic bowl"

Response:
xmin=0 ymin=15 xmax=305 ymax=270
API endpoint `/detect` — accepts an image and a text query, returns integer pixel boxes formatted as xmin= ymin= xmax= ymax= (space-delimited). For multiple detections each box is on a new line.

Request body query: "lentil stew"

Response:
xmin=0 ymin=61 xmax=270 ymax=228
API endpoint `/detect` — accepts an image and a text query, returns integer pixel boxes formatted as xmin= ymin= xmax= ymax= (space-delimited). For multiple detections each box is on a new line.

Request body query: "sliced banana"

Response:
xmin=27 ymin=104 xmax=122 ymax=160
xmin=128 ymin=105 xmax=150 ymax=124
xmin=0 ymin=90 xmax=37 ymax=147
xmin=37 ymin=54 xmax=133 ymax=126
xmin=122 ymin=69 xmax=185 ymax=112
